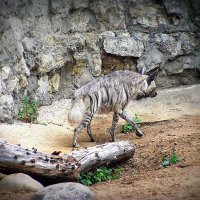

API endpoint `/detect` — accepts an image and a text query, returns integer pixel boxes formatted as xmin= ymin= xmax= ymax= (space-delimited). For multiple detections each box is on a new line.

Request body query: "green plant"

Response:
xmin=162 ymin=153 xmax=181 ymax=167
xmin=17 ymin=96 xmax=39 ymax=123
xmin=80 ymin=167 xmax=122 ymax=186
xmin=123 ymin=114 xmax=141 ymax=133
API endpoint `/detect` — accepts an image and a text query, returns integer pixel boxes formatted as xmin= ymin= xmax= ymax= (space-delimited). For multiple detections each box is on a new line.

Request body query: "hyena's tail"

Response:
xmin=68 ymin=97 xmax=86 ymax=125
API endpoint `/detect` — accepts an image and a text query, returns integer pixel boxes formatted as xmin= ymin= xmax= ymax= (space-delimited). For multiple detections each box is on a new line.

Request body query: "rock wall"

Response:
xmin=0 ymin=0 xmax=200 ymax=122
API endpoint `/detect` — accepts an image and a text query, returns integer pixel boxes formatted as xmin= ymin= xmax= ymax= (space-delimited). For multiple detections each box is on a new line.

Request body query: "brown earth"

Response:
xmin=1 ymin=115 xmax=200 ymax=200
xmin=92 ymin=115 xmax=200 ymax=200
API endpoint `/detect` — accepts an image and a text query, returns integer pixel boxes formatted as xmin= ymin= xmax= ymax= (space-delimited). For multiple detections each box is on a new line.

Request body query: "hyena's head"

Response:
xmin=138 ymin=67 xmax=158 ymax=99
xmin=145 ymin=73 xmax=157 ymax=98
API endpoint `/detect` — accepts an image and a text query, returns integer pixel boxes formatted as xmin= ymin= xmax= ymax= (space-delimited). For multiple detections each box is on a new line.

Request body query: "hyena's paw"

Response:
xmin=136 ymin=129 xmax=144 ymax=137
xmin=73 ymin=143 xmax=80 ymax=148
xmin=109 ymin=136 xmax=116 ymax=142
xmin=90 ymin=138 xmax=95 ymax=142
xmin=112 ymin=138 xmax=120 ymax=142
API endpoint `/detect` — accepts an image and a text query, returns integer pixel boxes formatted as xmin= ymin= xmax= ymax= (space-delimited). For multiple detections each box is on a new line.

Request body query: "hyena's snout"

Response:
xmin=149 ymin=91 xmax=157 ymax=98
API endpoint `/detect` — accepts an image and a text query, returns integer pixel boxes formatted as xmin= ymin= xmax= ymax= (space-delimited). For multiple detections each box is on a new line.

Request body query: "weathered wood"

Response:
xmin=0 ymin=141 xmax=134 ymax=184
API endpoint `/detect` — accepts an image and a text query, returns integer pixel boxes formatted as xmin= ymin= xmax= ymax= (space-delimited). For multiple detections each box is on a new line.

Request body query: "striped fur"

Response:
xmin=68 ymin=70 xmax=157 ymax=147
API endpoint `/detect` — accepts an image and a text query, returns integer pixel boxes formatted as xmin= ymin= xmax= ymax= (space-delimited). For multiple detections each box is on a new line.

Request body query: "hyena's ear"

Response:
xmin=139 ymin=66 xmax=146 ymax=75
xmin=147 ymin=68 xmax=159 ymax=85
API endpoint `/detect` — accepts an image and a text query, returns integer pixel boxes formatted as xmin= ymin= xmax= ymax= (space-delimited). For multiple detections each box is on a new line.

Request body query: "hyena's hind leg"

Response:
xmin=110 ymin=112 xmax=120 ymax=142
xmin=73 ymin=113 xmax=94 ymax=147
xmin=119 ymin=110 xmax=144 ymax=137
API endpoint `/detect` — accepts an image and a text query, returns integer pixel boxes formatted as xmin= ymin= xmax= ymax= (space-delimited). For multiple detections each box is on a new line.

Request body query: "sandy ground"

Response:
xmin=1 ymin=115 xmax=200 ymax=200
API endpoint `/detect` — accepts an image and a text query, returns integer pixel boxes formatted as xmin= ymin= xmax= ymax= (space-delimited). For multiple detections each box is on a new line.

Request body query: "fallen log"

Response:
xmin=0 ymin=141 xmax=134 ymax=185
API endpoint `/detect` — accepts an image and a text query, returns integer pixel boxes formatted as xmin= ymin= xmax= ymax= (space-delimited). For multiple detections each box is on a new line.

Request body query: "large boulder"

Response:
xmin=0 ymin=173 xmax=44 ymax=192
xmin=103 ymin=35 xmax=144 ymax=57
xmin=164 ymin=55 xmax=198 ymax=75
xmin=154 ymin=33 xmax=197 ymax=59
xmin=30 ymin=182 xmax=95 ymax=200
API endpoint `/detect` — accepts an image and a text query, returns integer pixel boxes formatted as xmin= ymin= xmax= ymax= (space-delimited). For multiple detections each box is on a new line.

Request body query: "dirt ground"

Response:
xmin=92 ymin=115 xmax=200 ymax=200
xmin=1 ymin=115 xmax=200 ymax=200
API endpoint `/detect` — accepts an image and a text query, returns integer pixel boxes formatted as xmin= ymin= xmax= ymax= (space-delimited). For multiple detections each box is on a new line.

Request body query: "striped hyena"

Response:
xmin=68 ymin=68 xmax=158 ymax=147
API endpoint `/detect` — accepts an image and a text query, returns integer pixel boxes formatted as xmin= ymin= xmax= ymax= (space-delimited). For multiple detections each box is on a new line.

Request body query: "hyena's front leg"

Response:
xmin=110 ymin=112 xmax=120 ymax=142
xmin=119 ymin=111 xmax=144 ymax=137
xmin=87 ymin=122 xmax=95 ymax=142
xmin=73 ymin=113 xmax=94 ymax=147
